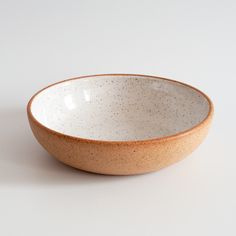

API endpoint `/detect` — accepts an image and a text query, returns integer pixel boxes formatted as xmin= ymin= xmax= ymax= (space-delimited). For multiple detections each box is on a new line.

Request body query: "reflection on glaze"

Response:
xmin=83 ymin=89 xmax=91 ymax=102
xmin=64 ymin=95 xmax=76 ymax=110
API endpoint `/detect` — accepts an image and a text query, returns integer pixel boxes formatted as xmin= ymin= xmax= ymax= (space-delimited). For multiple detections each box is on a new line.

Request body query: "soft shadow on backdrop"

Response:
xmin=0 ymin=108 xmax=140 ymax=186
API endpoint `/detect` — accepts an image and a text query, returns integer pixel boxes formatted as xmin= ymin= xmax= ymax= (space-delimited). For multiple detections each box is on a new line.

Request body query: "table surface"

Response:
xmin=1 ymin=0 xmax=235 ymax=235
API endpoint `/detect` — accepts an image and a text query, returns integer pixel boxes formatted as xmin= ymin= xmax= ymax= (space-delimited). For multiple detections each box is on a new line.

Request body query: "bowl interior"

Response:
xmin=30 ymin=75 xmax=210 ymax=141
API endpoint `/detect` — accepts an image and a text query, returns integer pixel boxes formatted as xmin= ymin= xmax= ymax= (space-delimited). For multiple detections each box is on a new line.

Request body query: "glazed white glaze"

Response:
xmin=31 ymin=75 xmax=210 ymax=141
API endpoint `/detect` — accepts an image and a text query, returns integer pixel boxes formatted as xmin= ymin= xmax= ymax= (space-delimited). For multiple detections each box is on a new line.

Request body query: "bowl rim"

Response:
xmin=27 ymin=73 xmax=214 ymax=145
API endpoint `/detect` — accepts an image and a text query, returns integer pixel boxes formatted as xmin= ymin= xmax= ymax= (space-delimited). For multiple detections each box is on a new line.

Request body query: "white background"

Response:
xmin=0 ymin=0 xmax=235 ymax=235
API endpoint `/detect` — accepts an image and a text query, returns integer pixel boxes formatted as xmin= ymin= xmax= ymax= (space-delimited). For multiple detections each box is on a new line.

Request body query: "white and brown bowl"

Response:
xmin=27 ymin=74 xmax=214 ymax=175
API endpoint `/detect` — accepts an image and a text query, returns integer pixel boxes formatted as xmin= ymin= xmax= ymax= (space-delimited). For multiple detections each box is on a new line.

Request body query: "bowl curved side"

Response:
xmin=27 ymin=109 xmax=213 ymax=175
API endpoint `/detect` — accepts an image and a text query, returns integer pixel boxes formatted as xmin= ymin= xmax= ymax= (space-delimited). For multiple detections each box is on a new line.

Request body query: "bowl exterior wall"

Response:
xmin=28 ymin=112 xmax=213 ymax=175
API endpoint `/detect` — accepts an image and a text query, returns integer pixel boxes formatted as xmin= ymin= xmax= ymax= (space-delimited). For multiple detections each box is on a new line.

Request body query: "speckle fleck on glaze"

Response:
xmin=31 ymin=75 xmax=210 ymax=141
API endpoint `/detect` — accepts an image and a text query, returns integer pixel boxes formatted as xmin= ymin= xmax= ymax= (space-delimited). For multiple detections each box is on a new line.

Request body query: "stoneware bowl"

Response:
xmin=27 ymin=74 xmax=214 ymax=175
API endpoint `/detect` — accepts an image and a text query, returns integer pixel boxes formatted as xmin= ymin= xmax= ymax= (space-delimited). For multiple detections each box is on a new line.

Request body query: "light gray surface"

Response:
xmin=0 ymin=0 xmax=235 ymax=235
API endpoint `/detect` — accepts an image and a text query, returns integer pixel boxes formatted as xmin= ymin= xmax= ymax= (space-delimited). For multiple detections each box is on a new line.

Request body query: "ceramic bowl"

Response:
xmin=27 ymin=74 xmax=213 ymax=175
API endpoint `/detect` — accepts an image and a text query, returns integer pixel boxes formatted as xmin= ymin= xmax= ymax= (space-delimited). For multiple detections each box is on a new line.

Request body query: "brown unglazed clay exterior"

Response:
xmin=27 ymin=74 xmax=214 ymax=175
xmin=28 ymin=111 xmax=213 ymax=175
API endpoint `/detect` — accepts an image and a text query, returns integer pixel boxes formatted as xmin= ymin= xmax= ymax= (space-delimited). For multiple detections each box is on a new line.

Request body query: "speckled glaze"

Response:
xmin=27 ymin=74 xmax=214 ymax=175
